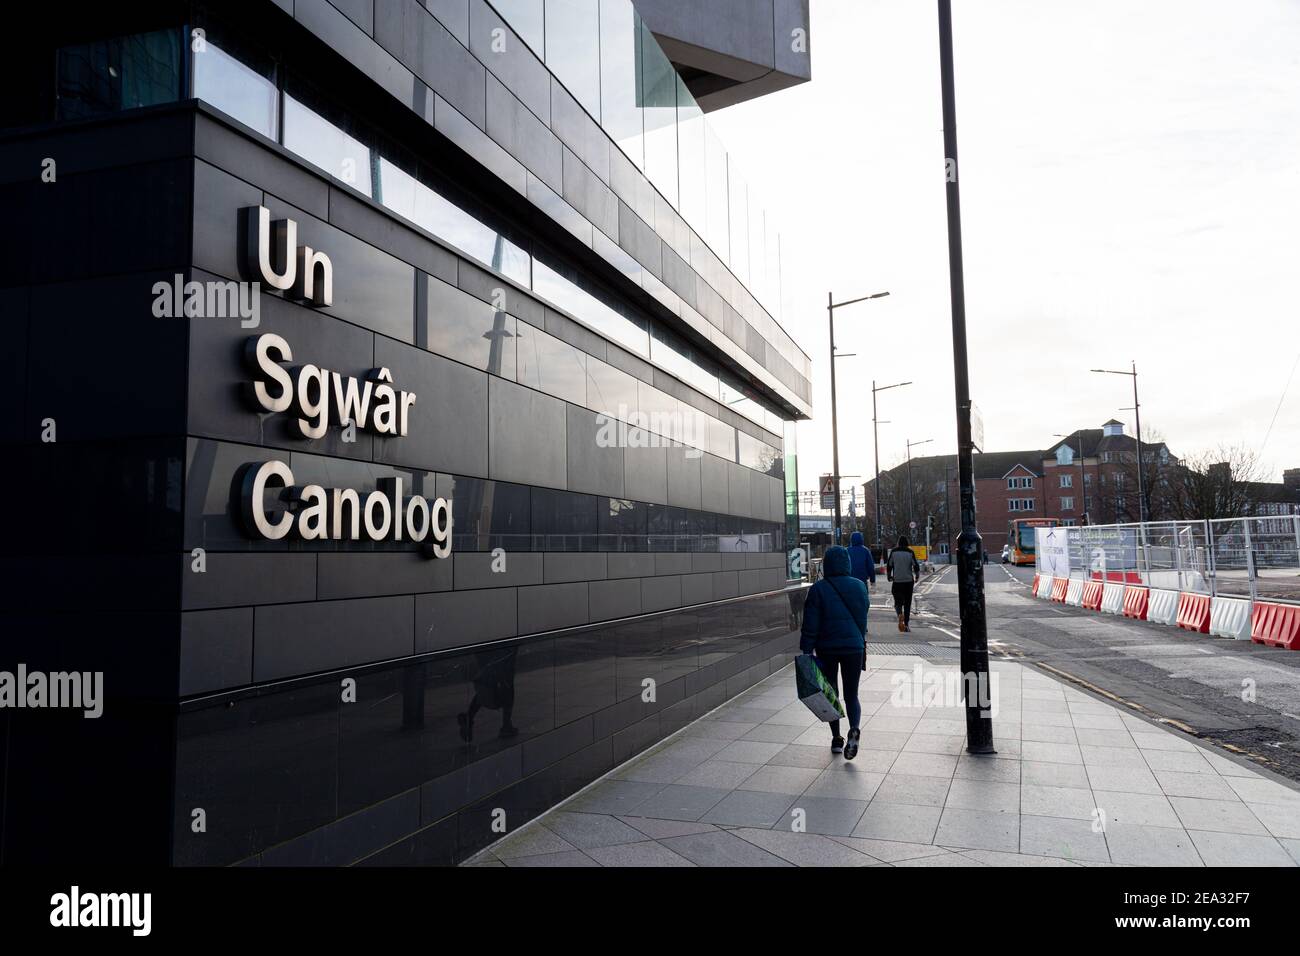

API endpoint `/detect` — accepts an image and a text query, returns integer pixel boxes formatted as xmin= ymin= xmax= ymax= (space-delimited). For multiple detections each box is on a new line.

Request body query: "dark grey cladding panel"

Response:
xmin=641 ymin=575 xmax=682 ymax=613
xmin=469 ymin=0 xmax=551 ymax=125
xmin=653 ymin=553 xmax=691 ymax=575
xmin=661 ymin=245 xmax=698 ymax=310
xmin=623 ymin=442 xmax=668 ymax=505
xmin=738 ymin=568 xmax=783 ymax=596
xmin=727 ymin=461 xmax=751 ymax=517
xmin=297 ymin=0 xmax=421 ymax=107
xmin=617 ymin=200 xmax=663 ymax=280
xmin=774 ymin=0 xmax=813 ymax=79
xmin=317 ymin=550 xmax=453 ymax=600
xmin=711 ymin=569 xmax=739 ymax=599
xmin=180 ymin=608 xmax=254 ymax=696
xmin=607 ymin=142 xmax=656 ymax=225
xmin=518 ymin=583 xmax=589 ymax=633
xmin=195 ymin=113 xmax=330 ymax=219
xmin=374 ymin=0 xmax=488 ymax=129
xmin=488 ymin=376 xmax=567 ymax=489
xmin=550 ymin=80 xmax=609 ymax=183
xmin=681 ymin=572 xmax=713 ymax=607
xmin=542 ymin=552 xmax=608 ymax=584
xmin=484 ymin=72 xmax=563 ymax=192
xmin=331 ymin=0 xmax=375 ymax=34
xmin=690 ymin=552 xmax=722 ymax=573
xmin=606 ymin=553 xmax=655 ymax=579
xmin=328 ymin=186 xmax=458 ymax=284
xmin=433 ymin=94 xmax=527 ymax=196
xmin=587 ymin=577 xmax=642 ymax=620
xmin=701 ymin=453 xmax=730 ymax=514
xmin=182 ymin=551 xmax=318 ymax=610
xmin=665 ymin=446 xmax=703 ymax=510
xmin=720 ymin=552 xmax=746 ymax=571
xmin=185 ymin=267 xmax=376 ymax=461
xmin=253 ymin=595 xmax=415 ymax=680
xmin=415 ymin=588 xmax=518 ymax=652
xmin=0 ymin=106 xmax=193 ymax=185
xmin=561 ymin=147 xmax=618 ymax=241
xmin=750 ymin=469 xmax=771 ymax=521
xmin=0 ymin=287 xmax=26 ymax=444
xmin=546 ymin=308 xmax=608 ymax=363
xmin=566 ymin=405 xmax=623 ymax=498
xmin=525 ymin=173 xmax=593 ymax=248
xmin=453 ymin=551 xmax=542 ymax=590
xmin=456 ymin=260 xmax=545 ymax=329
xmin=604 ymin=342 xmax=655 ymax=385
xmin=373 ymin=337 xmax=487 ymax=474
xmin=425 ymin=0 xmax=470 ymax=44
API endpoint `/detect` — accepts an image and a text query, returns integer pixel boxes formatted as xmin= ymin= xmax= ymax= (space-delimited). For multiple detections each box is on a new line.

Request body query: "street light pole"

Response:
xmin=1091 ymin=362 xmax=1147 ymax=523
xmin=938 ymin=0 xmax=995 ymax=755
xmin=905 ymin=438 xmax=933 ymax=535
xmin=828 ymin=290 xmax=890 ymax=546
xmin=872 ymin=379 xmax=911 ymax=553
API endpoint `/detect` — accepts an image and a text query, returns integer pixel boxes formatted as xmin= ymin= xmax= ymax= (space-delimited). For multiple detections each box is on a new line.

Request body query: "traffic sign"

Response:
xmin=819 ymin=474 xmax=836 ymax=510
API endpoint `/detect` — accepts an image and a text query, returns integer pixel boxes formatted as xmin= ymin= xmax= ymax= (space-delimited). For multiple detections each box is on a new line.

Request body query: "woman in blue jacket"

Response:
xmin=800 ymin=546 xmax=868 ymax=759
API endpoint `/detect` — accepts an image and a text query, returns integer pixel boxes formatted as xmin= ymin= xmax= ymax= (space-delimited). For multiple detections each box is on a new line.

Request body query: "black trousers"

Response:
xmin=814 ymin=651 xmax=863 ymax=737
xmin=892 ymin=582 xmax=915 ymax=624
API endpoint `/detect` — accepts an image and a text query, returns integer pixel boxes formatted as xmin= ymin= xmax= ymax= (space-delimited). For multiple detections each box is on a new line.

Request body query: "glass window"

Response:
xmin=639 ymin=17 xmax=678 ymax=207
xmin=492 ymin=0 xmax=546 ymax=57
xmin=192 ymin=31 xmax=277 ymax=138
xmin=532 ymin=488 xmax=598 ymax=550
xmin=727 ymin=160 xmax=749 ymax=285
xmin=649 ymin=325 xmax=719 ymax=400
xmin=676 ymin=76 xmax=707 ymax=238
xmin=707 ymin=416 xmax=736 ymax=462
xmin=598 ymin=0 xmax=644 ymax=170
xmin=584 ymin=356 xmax=640 ymax=422
xmin=283 ymin=93 xmax=373 ymax=197
xmin=738 ymin=432 xmax=779 ymax=477
xmin=599 ymin=497 xmax=647 ymax=551
xmin=545 ymin=0 xmax=601 ymax=117
xmin=56 ymin=28 xmax=183 ymax=120
xmin=422 ymin=276 xmax=518 ymax=378
xmin=703 ymin=122 xmax=730 ymax=262
xmin=515 ymin=322 xmax=588 ymax=406
xmin=533 ymin=258 xmax=650 ymax=357
xmin=442 ymin=476 xmax=532 ymax=552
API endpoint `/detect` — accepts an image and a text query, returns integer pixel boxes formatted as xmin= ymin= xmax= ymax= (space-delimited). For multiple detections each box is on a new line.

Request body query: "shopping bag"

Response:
xmin=795 ymin=654 xmax=844 ymax=722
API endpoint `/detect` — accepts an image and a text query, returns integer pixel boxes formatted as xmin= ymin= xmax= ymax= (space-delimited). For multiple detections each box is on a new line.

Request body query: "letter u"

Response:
xmin=243 ymin=205 xmax=297 ymax=291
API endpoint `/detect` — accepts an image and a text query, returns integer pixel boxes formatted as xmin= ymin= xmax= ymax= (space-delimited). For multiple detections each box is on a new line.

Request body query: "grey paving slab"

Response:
xmin=698 ymin=789 xmax=798 ymax=827
xmin=1187 ymin=830 xmax=1297 ymax=867
xmin=1021 ymin=760 xmax=1090 ymax=789
xmin=851 ymin=803 xmax=942 ymax=843
xmin=1153 ymin=770 xmax=1240 ymax=801
xmin=1021 ymin=741 xmax=1084 ymax=765
xmin=1167 ymin=796 xmax=1270 ymax=835
xmin=889 ymin=752 xmax=959 ymax=778
xmin=614 ymin=755 xmax=699 ymax=784
xmin=803 ymin=766 xmax=886 ymax=801
xmin=674 ymin=760 xmax=762 ymax=790
xmin=766 ymin=743 xmax=835 ymax=769
xmin=503 ymin=849 xmax=599 ymax=867
xmin=1079 ymin=745 xmax=1146 ymax=768
xmin=543 ymin=812 xmax=650 ymax=850
xmin=652 ymin=737 xmax=732 ymax=763
xmin=738 ymin=764 xmax=821 ymax=795
xmin=1074 ymin=728 xmax=1137 ymax=749
xmin=1085 ymin=765 xmax=1163 ymax=795
xmin=945 ymin=778 xmax=1020 ymax=813
xmin=1094 ymin=790 xmax=1182 ymax=828
xmin=1021 ymin=723 xmax=1078 ymax=745
xmin=894 ymin=851 xmax=986 ymax=866
xmin=615 ymin=816 xmax=718 ymax=840
xmin=1132 ymin=731 xmax=1198 ymax=753
xmin=1249 ymin=802 xmax=1300 ymax=839
xmin=715 ymin=739 xmax=789 ymax=764
xmin=934 ymin=807 xmax=1020 ymax=852
xmin=902 ymin=733 xmax=966 ymax=755
xmin=741 ymin=722 xmax=807 ymax=744
xmin=491 ymin=824 xmax=576 ymax=859
xmin=1018 ymin=815 xmax=1111 ymax=863
xmin=1222 ymin=775 xmax=1300 ymax=806
xmin=630 ymin=784 xmax=730 ymax=821
xmin=960 ymin=849 xmax=1081 ymax=867
xmin=658 ymin=829 xmax=793 ymax=867
xmin=686 ymin=719 xmax=757 ymax=741
xmin=1140 ymin=748 xmax=1216 ymax=774
xmin=1104 ymin=822 xmax=1203 ymax=866
xmin=1282 ymin=839 xmax=1300 ymax=865
xmin=829 ymin=836 xmax=950 ymax=863
xmin=584 ymin=841 xmax=696 ymax=867
xmin=1020 ymin=784 xmax=1098 ymax=821
xmin=730 ymin=828 xmax=880 ymax=866
xmin=786 ymin=796 xmax=870 ymax=836
xmin=566 ymin=779 xmax=667 ymax=815
xmin=954 ymin=755 xmax=1021 ymax=783
xmin=873 ymin=773 xmax=952 ymax=808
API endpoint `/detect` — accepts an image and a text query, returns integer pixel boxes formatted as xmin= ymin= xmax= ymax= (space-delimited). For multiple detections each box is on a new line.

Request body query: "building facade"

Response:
xmin=0 ymin=0 xmax=811 ymax=865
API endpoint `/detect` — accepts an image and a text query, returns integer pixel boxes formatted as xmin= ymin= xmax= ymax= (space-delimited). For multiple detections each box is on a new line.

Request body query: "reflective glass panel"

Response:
xmin=192 ymin=36 xmax=277 ymax=137
xmin=545 ymin=0 xmax=601 ymax=117
xmin=676 ymin=76 xmax=707 ymax=244
xmin=492 ymin=0 xmax=546 ymax=56
xmin=56 ymin=28 xmax=183 ymax=120
xmin=284 ymin=94 xmax=373 ymax=197
xmin=422 ymin=276 xmax=518 ymax=379
xmin=598 ymin=0 xmax=644 ymax=170
xmin=639 ymin=17 xmax=678 ymax=207
xmin=533 ymin=259 xmax=650 ymax=357
xmin=515 ymin=322 xmax=588 ymax=406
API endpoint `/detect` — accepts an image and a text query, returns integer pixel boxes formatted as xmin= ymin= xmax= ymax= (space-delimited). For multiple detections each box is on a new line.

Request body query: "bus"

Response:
xmin=1006 ymin=518 xmax=1057 ymax=566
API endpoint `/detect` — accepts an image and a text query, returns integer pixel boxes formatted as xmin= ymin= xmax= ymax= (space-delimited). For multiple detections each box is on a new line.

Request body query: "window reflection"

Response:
xmin=56 ymin=28 xmax=183 ymax=120
xmin=639 ymin=17 xmax=678 ymax=207
xmin=545 ymin=0 xmax=601 ymax=118
xmin=491 ymin=0 xmax=546 ymax=57
xmin=533 ymin=259 xmax=650 ymax=358
xmin=422 ymin=276 xmax=517 ymax=378
xmin=598 ymin=0 xmax=644 ymax=170
xmin=532 ymin=488 xmax=598 ymax=551
xmin=515 ymin=323 xmax=587 ymax=406
xmin=192 ymin=34 xmax=277 ymax=137
xmin=283 ymin=93 xmax=373 ymax=197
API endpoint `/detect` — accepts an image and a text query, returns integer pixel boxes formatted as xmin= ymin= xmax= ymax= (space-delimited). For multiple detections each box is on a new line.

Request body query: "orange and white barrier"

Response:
xmin=1147 ymin=588 xmax=1178 ymax=625
xmin=1251 ymin=602 xmax=1300 ymax=650
xmin=1122 ymin=586 xmax=1149 ymax=620
xmin=1176 ymin=592 xmax=1211 ymax=634
xmin=1035 ymin=575 xmax=1054 ymax=599
xmin=1082 ymin=580 xmax=1104 ymax=610
xmin=1065 ymin=578 xmax=1085 ymax=606
xmin=1051 ymin=578 xmax=1069 ymax=602
xmin=1209 ymin=596 xmax=1252 ymax=641
xmin=1100 ymin=582 xmax=1124 ymax=614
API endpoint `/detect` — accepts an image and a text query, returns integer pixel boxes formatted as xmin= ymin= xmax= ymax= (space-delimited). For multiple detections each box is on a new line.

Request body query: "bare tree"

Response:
xmin=1169 ymin=444 xmax=1266 ymax=520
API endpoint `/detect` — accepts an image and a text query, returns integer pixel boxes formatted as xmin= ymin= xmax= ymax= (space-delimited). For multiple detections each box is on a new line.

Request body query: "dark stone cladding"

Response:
xmin=280 ymin=0 xmax=811 ymax=416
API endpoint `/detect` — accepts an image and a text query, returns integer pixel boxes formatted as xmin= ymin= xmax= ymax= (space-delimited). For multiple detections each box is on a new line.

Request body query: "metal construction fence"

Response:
xmin=1035 ymin=516 xmax=1300 ymax=605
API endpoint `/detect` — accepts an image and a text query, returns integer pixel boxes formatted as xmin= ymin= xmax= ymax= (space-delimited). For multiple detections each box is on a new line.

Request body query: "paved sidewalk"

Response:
xmin=465 ymin=653 xmax=1300 ymax=867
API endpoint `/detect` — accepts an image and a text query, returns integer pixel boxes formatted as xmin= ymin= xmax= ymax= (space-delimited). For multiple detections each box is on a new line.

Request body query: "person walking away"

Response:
xmin=887 ymin=535 xmax=921 ymax=632
xmin=847 ymin=531 xmax=876 ymax=625
xmin=799 ymin=546 xmax=868 ymax=759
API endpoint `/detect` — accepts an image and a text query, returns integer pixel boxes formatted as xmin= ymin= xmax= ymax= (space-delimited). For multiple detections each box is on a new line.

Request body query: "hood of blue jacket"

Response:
xmin=849 ymin=531 xmax=865 ymax=547
xmin=823 ymin=546 xmax=850 ymax=577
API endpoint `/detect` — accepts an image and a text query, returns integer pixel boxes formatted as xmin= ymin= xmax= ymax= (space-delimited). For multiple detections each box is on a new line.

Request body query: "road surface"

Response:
xmin=868 ymin=563 xmax=1300 ymax=783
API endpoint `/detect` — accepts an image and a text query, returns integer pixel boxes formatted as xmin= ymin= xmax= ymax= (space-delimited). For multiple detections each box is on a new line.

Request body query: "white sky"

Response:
xmin=708 ymin=0 xmax=1300 ymax=496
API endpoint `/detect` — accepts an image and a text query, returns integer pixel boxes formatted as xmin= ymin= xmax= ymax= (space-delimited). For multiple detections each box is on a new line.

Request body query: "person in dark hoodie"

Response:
xmin=800 ymin=546 xmax=868 ymax=759
xmin=847 ymin=531 xmax=876 ymax=598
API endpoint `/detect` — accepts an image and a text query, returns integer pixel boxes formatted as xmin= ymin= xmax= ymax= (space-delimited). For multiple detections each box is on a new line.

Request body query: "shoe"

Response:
xmin=844 ymin=729 xmax=860 ymax=760
xmin=897 ymin=613 xmax=905 ymax=632
xmin=831 ymin=737 xmax=845 ymax=755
